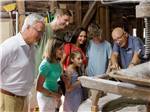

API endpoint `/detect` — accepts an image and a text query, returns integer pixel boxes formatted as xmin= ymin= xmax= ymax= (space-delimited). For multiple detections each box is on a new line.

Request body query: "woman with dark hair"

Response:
xmin=61 ymin=27 xmax=87 ymax=71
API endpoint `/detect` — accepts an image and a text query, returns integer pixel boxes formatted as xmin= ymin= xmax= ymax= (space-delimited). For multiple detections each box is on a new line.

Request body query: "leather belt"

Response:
xmin=0 ymin=88 xmax=25 ymax=99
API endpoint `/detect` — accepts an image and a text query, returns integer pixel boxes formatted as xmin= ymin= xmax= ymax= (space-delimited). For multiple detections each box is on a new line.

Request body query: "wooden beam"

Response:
xmin=147 ymin=102 xmax=150 ymax=112
xmin=75 ymin=1 xmax=82 ymax=26
xmin=16 ymin=0 xmax=25 ymax=32
xmin=96 ymin=4 xmax=111 ymax=41
xmin=50 ymin=1 xmax=59 ymax=11
xmin=81 ymin=1 xmax=97 ymax=28
xmin=109 ymin=61 xmax=150 ymax=87
xmin=99 ymin=5 xmax=108 ymax=40
xmin=79 ymin=76 xmax=150 ymax=102
xmin=26 ymin=1 xmax=51 ymax=8
xmin=25 ymin=6 xmax=49 ymax=12
xmin=105 ymin=6 xmax=110 ymax=41
xmin=95 ymin=2 xmax=100 ymax=25
xmin=136 ymin=18 xmax=144 ymax=39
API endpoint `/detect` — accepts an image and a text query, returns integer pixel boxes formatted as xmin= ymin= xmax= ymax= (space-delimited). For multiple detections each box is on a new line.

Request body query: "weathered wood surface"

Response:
xmin=109 ymin=61 xmax=150 ymax=87
xmin=79 ymin=76 xmax=150 ymax=102
xmin=81 ymin=1 xmax=97 ymax=28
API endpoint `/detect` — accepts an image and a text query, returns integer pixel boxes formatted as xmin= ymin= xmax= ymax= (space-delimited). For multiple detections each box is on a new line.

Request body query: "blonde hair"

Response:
xmin=70 ymin=51 xmax=82 ymax=63
xmin=69 ymin=51 xmax=82 ymax=76
xmin=43 ymin=37 xmax=64 ymax=62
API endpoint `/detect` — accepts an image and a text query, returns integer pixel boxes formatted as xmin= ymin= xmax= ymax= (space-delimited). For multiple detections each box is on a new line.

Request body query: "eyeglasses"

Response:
xmin=32 ymin=27 xmax=43 ymax=36
xmin=113 ymin=32 xmax=125 ymax=42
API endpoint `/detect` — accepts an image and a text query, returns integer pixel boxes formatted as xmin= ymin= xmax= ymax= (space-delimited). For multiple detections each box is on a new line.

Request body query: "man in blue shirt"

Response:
xmin=111 ymin=27 xmax=144 ymax=70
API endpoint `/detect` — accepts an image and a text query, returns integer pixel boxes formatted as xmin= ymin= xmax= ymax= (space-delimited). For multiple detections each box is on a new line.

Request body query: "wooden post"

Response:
xmin=99 ymin=5 xmax=107 ymax=40
xmin=90 ymin=89 xmax=105 ymax=112
xmin=96 ymin=3 xmax=110 ymax=41
xmin=75 ymin=1 xmax=82 ymax=26
xmin=96 ymin=2 xmax=100 ymax=25
xmin=136 ymin=18 xmax=144 ymax=38
xmin=50 ymin=1 xmax=59 ymax=11
xmin=105 ymin=6 xmax=110 ymax=41
xmin=147 ymin=102 xmax=150 ymax=112
xmin=91 ymin=90 xmax=99 ymax=112
xmin=16 ymin=0 xmax=25 ymax=32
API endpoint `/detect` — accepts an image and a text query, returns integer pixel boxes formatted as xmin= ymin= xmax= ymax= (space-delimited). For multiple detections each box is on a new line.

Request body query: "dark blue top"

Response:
xmin=113 ymin=35 xmax=144 ymax=68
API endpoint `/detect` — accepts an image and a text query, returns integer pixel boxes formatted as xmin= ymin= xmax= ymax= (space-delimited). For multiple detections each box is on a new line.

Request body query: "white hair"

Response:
xmin=21 ymin=13 xmax=44 ymax=32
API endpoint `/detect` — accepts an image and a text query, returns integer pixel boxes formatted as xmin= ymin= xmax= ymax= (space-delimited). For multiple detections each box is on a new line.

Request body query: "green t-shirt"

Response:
xmin=39 ymin=59 xmax=62 ymax=92
xmin=35 ymin=23 xmax=53 ymax=76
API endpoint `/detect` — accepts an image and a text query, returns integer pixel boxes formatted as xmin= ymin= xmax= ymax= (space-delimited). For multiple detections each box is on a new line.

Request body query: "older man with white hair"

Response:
xmin=0 ymin=13 xmax=45 ymax=112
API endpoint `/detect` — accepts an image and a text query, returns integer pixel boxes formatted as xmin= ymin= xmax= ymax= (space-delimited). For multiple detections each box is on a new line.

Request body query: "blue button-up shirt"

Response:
xmin=113 ymin=35 xmax=144 ymax=69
